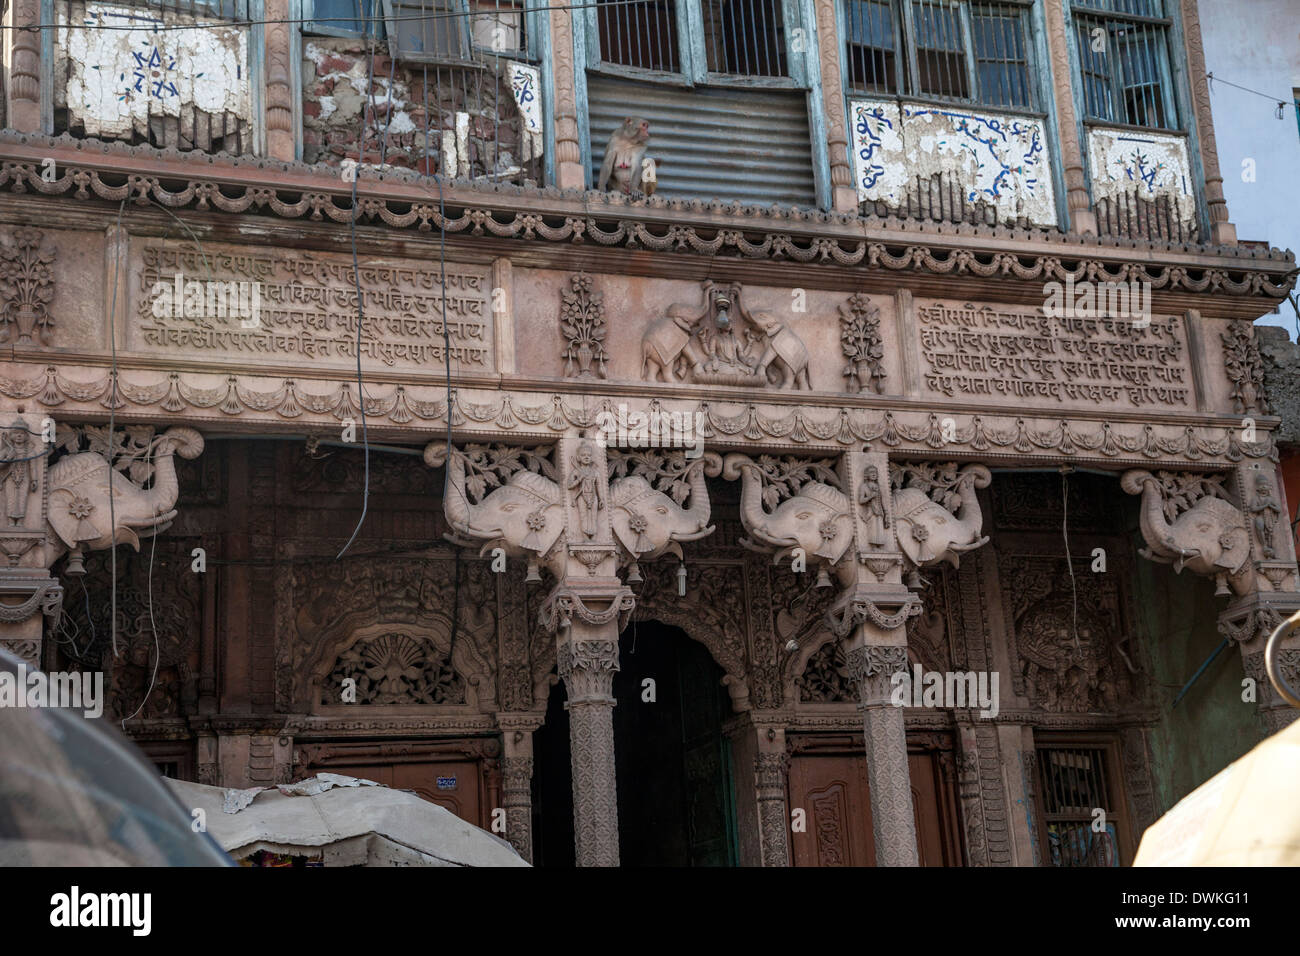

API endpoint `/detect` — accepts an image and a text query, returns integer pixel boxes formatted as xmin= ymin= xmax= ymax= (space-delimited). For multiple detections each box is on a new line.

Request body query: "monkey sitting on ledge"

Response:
xmin=597 ymin=117 xmax=659 ymax=197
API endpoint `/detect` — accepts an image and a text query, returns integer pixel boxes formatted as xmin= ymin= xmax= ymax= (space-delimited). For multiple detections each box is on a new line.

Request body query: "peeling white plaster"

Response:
xmin=57 ymin=2 xmax=249 ymax=141
xmin=1086 ymin=126 xmax=1196 ymax=228
xmin=849 ymin=97 xmax=1058 ymax=227
xmin=508 ymin=63 xmax=544 ymax=163
xmin=318 ymin=96 xmax=337 ymax=121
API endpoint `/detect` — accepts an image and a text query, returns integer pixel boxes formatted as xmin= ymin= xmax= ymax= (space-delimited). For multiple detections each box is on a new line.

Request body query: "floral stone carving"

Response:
xmin=560 ymin=272 xmax=608 ymax=380
xmin=1221 ymin=321 xmax=1271 ymax=415
xmin=0 ymin=228 xmax=55 ymax=346
xmin=839 ymin=293 xmax=885 ymax=394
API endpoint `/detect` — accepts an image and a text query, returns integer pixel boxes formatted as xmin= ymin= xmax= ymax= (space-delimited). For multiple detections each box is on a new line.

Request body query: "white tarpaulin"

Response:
xmin=167 ymin=775 xmax=528 ymax=867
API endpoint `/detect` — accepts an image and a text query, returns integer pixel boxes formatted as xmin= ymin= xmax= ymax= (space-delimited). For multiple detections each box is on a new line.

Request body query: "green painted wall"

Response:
xmin=1132 ymin=534 xmax=1263 ymax=815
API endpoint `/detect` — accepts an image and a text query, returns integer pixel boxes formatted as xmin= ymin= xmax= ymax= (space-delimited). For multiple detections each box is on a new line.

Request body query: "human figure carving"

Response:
xmin=858 ymin=464 xmax=889 ymax=547
xmin=0 ymin=421 xmax=37 ymax=525
xmin=597 ymin=118 xmax=656 ymax=197
xmin=569 ymin=441 xmax=604 ymax=539
xmin=1250 ymin=472 xmax=1281 ymax=560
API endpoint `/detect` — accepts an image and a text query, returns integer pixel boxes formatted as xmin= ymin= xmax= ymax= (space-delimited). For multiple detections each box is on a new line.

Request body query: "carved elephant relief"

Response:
xmin=892 ymin=464 xmax=991 ymax=570
xmin=46 ymin=426 xmax=204 ymax=568
xmin=723 ymin=454 xmax=854 ymax=585
xmin=1122 ymin=469 xmax=1256 ymax=596
xmin=608 ymin=453 xmax=721 ymax=563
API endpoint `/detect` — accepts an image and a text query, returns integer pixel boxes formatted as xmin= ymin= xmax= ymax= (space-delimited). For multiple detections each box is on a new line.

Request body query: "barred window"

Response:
xmin=595 ymin=0 xmax=789 ymax=78
xmin=1071 ymin=0 xmax=1177 ymax=130
xmin=381 ymin=0 xmax=529 ymax=61
xmin=1035 ymin=741 xmax=1129 ymax=867
xmin=844 ymin=0 xmax=1034 ymax=110
xmin=305 ymin=0 xmax=385 ymax=38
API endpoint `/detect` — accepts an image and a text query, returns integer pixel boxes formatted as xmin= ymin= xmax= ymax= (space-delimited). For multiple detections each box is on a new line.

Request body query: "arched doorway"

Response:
xmin=533 ymin=621 xmax=738 ymax=866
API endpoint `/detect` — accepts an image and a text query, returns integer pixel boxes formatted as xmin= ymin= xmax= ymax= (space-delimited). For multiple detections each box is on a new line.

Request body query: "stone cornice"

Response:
xmin=2 ymin=360 xmax=1277 ymax=468
xmin=1 ymin=135 xmax=1294 ymax=314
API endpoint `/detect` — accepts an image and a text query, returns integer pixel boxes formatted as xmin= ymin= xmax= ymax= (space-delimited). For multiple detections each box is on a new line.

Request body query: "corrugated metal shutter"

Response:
xmin=587 ymin=75 xmax=817 ymax=207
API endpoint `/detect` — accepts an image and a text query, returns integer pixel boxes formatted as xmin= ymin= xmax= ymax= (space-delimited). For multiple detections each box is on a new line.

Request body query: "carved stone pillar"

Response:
xmin=1043 ymin=0 xmax=1096 ymax=235
xmin=1180 ymin=0 xmax=1235 ymax=245
xmin=555 ymin=623 xmax=621 ymax=866
xmin=263 ymin=0 xmax=296 ymax=161
xmin=0 ymin=414 xmax=60 ymax=665
xmin=811 ymin=0 xmax=857 ymax=212
xmin=845 ymin=639 xmax=918 ymax=866
xmin=498 ymin=713 xmax=541 ymax=863
xmin=754 ymin=727 xmax=791 ymax=866
xmin=7 ymin=0 xmax=42 ymax=133
xmin=548 ymin=0 xmax=586 ymax=190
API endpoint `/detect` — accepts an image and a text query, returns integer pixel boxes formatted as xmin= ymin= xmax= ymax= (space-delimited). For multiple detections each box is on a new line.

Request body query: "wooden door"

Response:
xmin=788 ymin=752 xmax=959 ymax=866
xmin=314 ymin=760 xmax=484 ymax=829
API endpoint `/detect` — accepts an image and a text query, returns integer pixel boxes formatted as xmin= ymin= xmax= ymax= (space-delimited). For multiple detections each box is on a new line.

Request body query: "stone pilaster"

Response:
xmin=754 ymin=726 xmax=791 ymax=866
xmin=0 ymin=413 xmax=60 ymax=666
xmin=846 ymin=640 xmax=918 ymax=866
xmin=1043 ymin=0 xmax=1096 ymax=234
xmin=811 ymin=0 xmax=857 ymax=212
xmin=498 ymin=713 xmax=541 ymax=863
xmin=6 ymin=0 xmax=42 ymax=133
xmin=1180 ymin=0 xmax=1235 ymax=245
xmin=549 ymin=0 xmax=586 ymax=190
xmin=263 ymin=0 xmax=296 ymax=161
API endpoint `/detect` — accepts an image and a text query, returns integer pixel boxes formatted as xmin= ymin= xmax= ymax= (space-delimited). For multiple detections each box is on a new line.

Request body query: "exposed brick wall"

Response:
xmin=302 ymin=38 xmax=539 ymax=183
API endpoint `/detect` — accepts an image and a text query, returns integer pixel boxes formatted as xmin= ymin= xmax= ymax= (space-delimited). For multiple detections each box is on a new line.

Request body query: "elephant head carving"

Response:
xmin=723 ymin=453 xmax=853 ymax=585
xmin=609 ymin=452 xmax=721 ymax=563
xmin=46 ymin=426 xmax=204 ymax=563
xmin=892 ymin=464 xmax=991 ymax=570
xmin=1122 ymin=469 xmax=1255 ymax=596
xmin=433 ymin=443 xmax=566 ymax=574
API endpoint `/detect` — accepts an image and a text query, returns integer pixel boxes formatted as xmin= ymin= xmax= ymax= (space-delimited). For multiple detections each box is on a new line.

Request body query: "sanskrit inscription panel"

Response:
xmin=130 ymin=243 xmax=493 ymax=373
xmin=916 ymin=300 xmax=1191 ymax=410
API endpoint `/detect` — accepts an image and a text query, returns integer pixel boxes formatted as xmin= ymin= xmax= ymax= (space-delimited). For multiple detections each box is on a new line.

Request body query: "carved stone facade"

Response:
xmin=1 ymin=0 xmax=1296 ymax=871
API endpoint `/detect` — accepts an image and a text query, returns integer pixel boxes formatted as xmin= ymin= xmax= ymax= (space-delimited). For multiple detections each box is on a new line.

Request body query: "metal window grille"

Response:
xmin=700 ymin=0 xmax=788 ymax=77
xmin=386 ymin=0 xmax=471 ymax=59
xmin=844 ymin=0 xmax=1032 ymax=109
xmin=305 ymin=0 xmax=386 ymax=38
xmin=1071 ymin=0 xmax=1176 ymax=130
xmin=596 ymin=0 xmax=681 ymax=72
xmin=1035 ymin=744 xmax=1123 ymax=867
xmin=53 ymin=0 xmax=254 ymax=154
xmin=844 ymin=0 xmax=903 ymax=93
xmin=912 ymin=0 xmax=968 ymax=98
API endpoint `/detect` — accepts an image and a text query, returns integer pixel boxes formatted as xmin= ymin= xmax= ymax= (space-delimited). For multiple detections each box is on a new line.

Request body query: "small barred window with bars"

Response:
xmin=843 ymin=0 xmax=1035 ymax=110
xmin=595 ymin=0 xmax=789 ymax=78
xmin=1070 ymin=0 xmax=1177 ymax=130
xmin=1035 ymin=742 xmax=1127 ymax=867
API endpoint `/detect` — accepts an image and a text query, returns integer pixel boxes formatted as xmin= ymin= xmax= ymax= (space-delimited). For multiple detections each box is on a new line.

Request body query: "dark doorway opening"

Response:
xmin=533 ymin=621 xmax=738 ymax=866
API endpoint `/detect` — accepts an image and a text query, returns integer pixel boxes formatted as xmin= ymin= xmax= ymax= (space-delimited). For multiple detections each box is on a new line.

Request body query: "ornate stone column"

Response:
xmin=811 ymin=0 xmax=857 ymax=212
xmin=754 ymin=725 xmax=791 ymax=866
xmin=6 ymin=0 xmax=43 ymax=133
xmin=553 ymin=624 xmax=621 ymax=865
xmin=263 ymin=0 xmax=296 ymax=161
xmin=1180 ymin=0 xmax=1235 ymax=246
xmin=846 ymin=640 xmax=916 ymax=866
xmin=435 ymin=434 xmax=632 ymax=865
xmin=1043 ymin=0 xmax=1097 ymax=235
xmin=498 ymin=713 xmax=541 ymax=863
xmin=548 ymin=0 xmax=586 ymax=189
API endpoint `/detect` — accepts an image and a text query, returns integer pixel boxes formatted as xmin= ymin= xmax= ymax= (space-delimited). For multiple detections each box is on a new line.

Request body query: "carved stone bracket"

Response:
xmin=827 ymin=584 xmax=922 ymax=638
xmin=1122 ymin=469 xmax=1256 ymax=597
xmin=538 ymin=583 xmax=635 ymax=636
